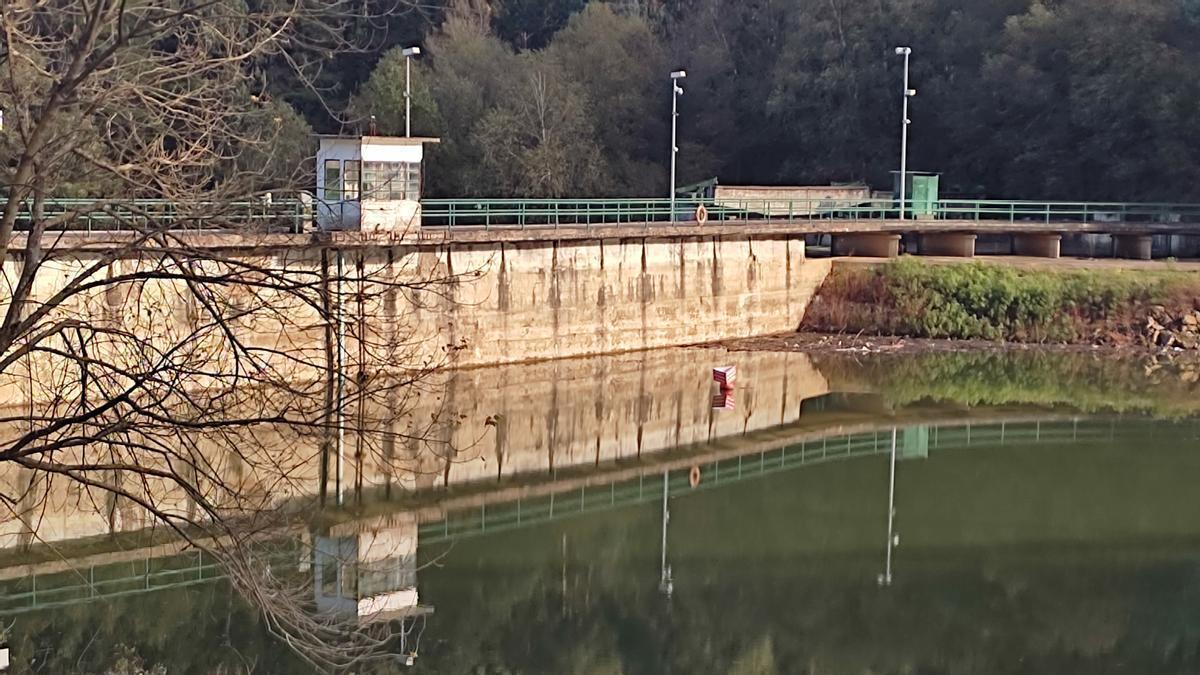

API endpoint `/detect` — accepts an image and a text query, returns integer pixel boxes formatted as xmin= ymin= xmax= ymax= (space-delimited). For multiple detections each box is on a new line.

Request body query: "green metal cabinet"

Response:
xmin=892 ymin=171 xmax=941 ymax=218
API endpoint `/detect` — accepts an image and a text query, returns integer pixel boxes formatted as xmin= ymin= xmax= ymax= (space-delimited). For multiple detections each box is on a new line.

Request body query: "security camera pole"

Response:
xmin=402 ymin=46 xmax=422 ymax=137
xmin=670 ymin=70 xmax=686 ymax=223
xmin=895 ymin=47 xmax=915 ymax=220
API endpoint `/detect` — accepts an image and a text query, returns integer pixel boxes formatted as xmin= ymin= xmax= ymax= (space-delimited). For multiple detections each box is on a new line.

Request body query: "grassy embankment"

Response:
xmin=803 ymin=258 xmax=1200 ymax=346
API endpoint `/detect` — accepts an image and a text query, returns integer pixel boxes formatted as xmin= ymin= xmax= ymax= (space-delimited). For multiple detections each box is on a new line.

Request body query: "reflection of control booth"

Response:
xmin=313 ymin=514 xmax=433 ymax=665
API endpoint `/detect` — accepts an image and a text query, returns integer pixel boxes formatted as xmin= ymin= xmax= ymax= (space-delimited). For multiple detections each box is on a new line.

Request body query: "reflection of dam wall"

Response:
xmin=426 ymin=349 xmax=829 ymax=486
xmin=0 ymin=349 xmax=829 ymax=550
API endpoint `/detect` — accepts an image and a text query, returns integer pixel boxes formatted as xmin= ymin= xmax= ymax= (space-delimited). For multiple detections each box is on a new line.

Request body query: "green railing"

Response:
xmin=6 ymin=196 xmax=1200 ymax=233
xmin=419 ymin=198 xmax=1200 ymax=230
xmin=1 ymin=198 xmax=310 ymax=233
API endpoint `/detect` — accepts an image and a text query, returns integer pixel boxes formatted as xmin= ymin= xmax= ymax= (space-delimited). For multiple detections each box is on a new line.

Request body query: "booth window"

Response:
xmin=343 ymin=160 xmax=360 ymax=200
xmin=323 ymin=160 xmax=341 ymax=202
xmin=362 ymin=161 xmax=421 ymax=200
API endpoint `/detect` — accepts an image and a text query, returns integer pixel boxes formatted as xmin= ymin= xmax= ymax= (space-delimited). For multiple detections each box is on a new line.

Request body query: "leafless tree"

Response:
xmin=0 ymin=2 xmax=476 ymax=671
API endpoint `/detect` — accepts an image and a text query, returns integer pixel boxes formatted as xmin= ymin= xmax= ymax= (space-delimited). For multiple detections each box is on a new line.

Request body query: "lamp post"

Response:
xmin=402 ymin=46 xmax=422 ymax=137
xmin=669 ymin=70 xmax=686 ymax=223
xmin=894 ymin=47 xmax=915 ymax=220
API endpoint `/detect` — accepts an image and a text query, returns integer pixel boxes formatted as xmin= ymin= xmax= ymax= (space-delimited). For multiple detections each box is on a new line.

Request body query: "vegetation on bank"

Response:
xmin=803 ymin=259 xmax=1200 ymax=345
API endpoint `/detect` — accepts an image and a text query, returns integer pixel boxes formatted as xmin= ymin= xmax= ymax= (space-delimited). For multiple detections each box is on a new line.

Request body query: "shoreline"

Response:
xmin=715 ymin=331 xmax=1198 ymax=358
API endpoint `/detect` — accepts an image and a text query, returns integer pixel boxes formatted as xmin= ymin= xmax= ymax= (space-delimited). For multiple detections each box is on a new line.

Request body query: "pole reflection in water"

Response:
xmin=879 ymin=427 xmax=899 ymax=587
xmin=659 ymin=470 xmax=673 ymax=597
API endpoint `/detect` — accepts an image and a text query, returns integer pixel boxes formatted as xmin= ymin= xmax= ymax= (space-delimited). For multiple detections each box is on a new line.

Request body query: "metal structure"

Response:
xmin=669 ymin=70 xmax=686 ymax=223
xmin=402 ymin=46 xmax=422 ymax=138
xmin=418 ymin=197 xmax=1200 ymax=231
xmin=1 ymin=198 xmax=309 ymax=233
xmin=895 ymin=46 xmax=915 ymax=220
xmin=7 ymin=196 xmax=1200 ymax=235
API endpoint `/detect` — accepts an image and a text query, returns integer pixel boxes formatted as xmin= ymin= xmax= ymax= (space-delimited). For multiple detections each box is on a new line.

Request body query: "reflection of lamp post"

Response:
xmin=878 ymin=427 xmax=900 ymax=586
xmin=659 ymin=471 xmax=673 ymax=596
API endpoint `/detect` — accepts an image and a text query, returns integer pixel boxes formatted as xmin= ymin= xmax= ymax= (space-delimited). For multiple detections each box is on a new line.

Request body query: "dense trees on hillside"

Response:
xmin=333 ymin=0 xmax=1200 ymax=200
xmin=6 ymin=0 xmax=1197 ymax=200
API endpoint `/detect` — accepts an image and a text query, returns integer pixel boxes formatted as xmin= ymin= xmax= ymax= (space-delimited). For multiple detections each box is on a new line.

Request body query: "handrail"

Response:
xmin=5 ymin=195 xmax=1200 ymax=233
xmin=419 ymin=197 xmax=1200 ymax=230
xmin=0 ymin=197 xmax=311 ymax=233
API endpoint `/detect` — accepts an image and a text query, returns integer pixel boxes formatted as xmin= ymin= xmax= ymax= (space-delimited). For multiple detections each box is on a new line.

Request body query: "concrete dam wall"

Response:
xmin=1 ymin=232 xmax=830 ymax=405
xmin=430 ymin=234 xmax=827 ymax=364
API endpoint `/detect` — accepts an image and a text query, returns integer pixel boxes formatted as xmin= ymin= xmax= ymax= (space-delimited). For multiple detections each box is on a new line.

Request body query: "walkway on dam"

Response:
xmin=9 ymin=196 xmax=1200 ymax=260
xmin=417 ymin=198 xmax=1200 ymax=260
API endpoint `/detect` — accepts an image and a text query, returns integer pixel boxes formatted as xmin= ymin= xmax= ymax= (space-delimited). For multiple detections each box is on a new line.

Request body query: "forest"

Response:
xmin=258 ymin=0 xmax=1200 ymax=202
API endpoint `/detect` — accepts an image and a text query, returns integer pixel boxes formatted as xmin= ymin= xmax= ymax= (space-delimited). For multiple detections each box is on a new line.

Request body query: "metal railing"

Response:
xmin=1 ymin=198 xmax=310 ymax=233
xmin=419 ymin=197 xmax=1200 ymax=230
xmin=7 ymin=196 xmax=1200 ymax=234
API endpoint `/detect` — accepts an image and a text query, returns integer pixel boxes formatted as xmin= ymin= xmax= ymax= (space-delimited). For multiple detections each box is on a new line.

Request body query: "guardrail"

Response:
xmin=6 ymin=197 xmax=1200 ymax=234
xmin=1 ymin=198 xmax=310 ymax=233
xmin=420 ymin=198 xmax=1200 ymax=230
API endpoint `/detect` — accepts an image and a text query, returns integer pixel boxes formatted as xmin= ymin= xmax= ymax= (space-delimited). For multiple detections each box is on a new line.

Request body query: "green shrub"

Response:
xmin=804 ymin=259 xmax=1200 ymax=343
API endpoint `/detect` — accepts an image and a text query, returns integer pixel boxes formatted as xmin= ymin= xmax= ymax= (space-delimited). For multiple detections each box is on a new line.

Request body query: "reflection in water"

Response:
xmin=879 ymin=427 xmax=898 ymax=587
xmin=3 ymin=349 xmax=1200 ymax=672
xmin=659 ymin=471 xmax=672 ymax=598
xmin=313 ymin=517 xmax=430 ymax=665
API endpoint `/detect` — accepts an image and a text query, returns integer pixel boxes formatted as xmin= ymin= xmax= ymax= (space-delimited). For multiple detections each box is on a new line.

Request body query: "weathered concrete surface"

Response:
xmin=832 ymin=233 xmax=901 ymax=258
xmin=919 ymin=232 xmax=977 ymax=257
xmin=1113 ymin=234 xmax=1154 ymax=260
xmin=1012 ymin=233 xmax=1062 ymax=259
xmin=0 ymin=232 xmax=829 ymax=410
xmin=444 ymin=236 xmax=826 ymax=364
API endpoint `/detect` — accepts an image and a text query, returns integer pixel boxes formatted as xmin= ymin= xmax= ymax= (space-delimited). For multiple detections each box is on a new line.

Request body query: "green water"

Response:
xmin=5 ymin=351 xmax=1200 ymax=674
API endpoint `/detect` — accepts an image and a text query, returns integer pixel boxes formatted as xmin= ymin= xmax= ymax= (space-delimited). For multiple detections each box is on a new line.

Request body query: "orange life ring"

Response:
xmin=695 ymin=205 xmax=708 ymax=224
xmin=689 ymin=466 xmax=701 ymax=488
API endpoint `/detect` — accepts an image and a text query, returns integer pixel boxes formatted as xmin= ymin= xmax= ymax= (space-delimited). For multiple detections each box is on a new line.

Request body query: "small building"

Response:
xmin=677 ymin=177 xmax=874 ymax=216
xmin=890 ymin=171 xmax=941 ymax=218
xmin=315 ymin=134 xmax=440 ymax=232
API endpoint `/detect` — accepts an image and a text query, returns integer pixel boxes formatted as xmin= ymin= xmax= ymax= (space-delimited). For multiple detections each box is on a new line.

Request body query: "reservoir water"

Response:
xmin=3 ymin=348 xmax=1199 ymax=673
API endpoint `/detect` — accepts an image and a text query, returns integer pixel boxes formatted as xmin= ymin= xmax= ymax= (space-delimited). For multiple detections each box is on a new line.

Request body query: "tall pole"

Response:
xmin=402 ymin=46 xmax=421 ymax=138
xmin=669 ymin=70 xmax=685 ymax=224
xmin=670 ymin=84 xmax=678 ymax=222
xmin=896 ymin=47 xmax=913 ymax=221
xmin=405 ymin=55 xmax=412 ymax=138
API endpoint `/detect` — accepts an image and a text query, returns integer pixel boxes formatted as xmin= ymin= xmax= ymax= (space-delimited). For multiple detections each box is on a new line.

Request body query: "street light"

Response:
xmin=669 ymin=70 xmax=686 ymax=223
xmin=894 ymin=47 xmax=915 ymax=220
xmin=402 ymin=46 xmax=422 ymax=137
